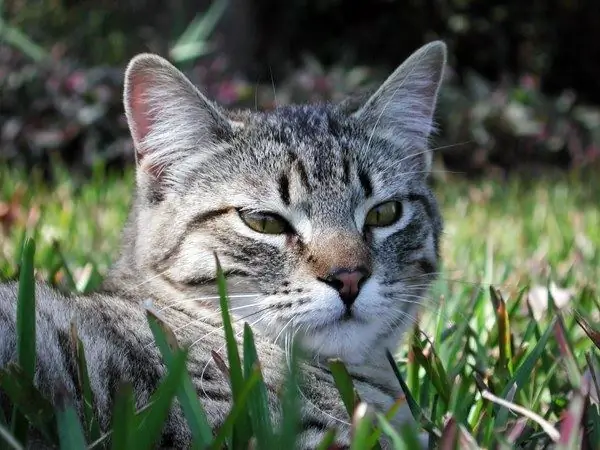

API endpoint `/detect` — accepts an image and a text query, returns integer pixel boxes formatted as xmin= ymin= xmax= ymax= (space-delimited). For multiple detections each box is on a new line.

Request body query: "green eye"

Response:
xmin=239 ymin=211 xmax=289 ymax=234
xmin=364 ymin=201 xmax=402 ymax=228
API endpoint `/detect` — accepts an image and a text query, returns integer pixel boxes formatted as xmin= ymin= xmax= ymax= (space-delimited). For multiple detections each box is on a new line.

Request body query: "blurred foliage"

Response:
xmin=2 ymin=44 xmax=600 ymax=178
xmin=1 ymin=0 xmax=600 ymax=176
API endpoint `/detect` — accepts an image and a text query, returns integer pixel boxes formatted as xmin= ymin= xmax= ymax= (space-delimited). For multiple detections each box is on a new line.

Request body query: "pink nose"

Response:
xmin=321 ymin=267 xmax=371 ymax=307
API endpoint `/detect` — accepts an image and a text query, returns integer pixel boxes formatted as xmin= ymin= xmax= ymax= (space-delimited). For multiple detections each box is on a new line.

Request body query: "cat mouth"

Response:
xmin=341 ymin=309 xmax=354 ymax=321
xmin=336 ymin=308 xmax=368 ymax=325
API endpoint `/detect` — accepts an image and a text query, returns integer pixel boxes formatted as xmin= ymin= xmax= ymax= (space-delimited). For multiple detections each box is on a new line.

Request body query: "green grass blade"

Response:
xmin=242 ymin=323 xmax=274 ymax=448
xmin=349 ymin=403 xmax=373 ymax=450
xmin=51 ymin=241 xmax=77 ymax=292
xmin=109 ymin=383 xmax=135 ymax=450
xmin=169 ymin=0 xmax=228 ymax=63
xmin=553 ymin=314 xmax=581 ymax=388
xmin=0 ymin=20 xmax=48 ymax=62
xmin=146 ymin=309 xmax=213 ymax=447
xmin=276 ymin=340 xmax=302 ymax=449
xmin=328 ymin=359 xmax=361 ymax=417
xmin=315 ymin=429 xmax=337 ymax=450
xmin=407 ymin=325 xmax=421 ymax=401
xmin=15 ymin=237 xmax=36 ymax=379
xmin=584 ymin=398 xmax=600 ymax=448
xmin=133 ymin=347 xmax=189 ymax=450
xmin=410 ymin=339 xmax=451 ymax=405
xmin=56 ymin=398 xmax=87 ymax=450
xmin=0 ymin=402 xmax=6 ymax=427
xmin=11 ymin=238 xmax=37 ymax=445
xmin=0 ymin=364 xmax=57 ymax=444
xmin=496 ymin=317 xmax=557 ymax=429
xmin=376 ymin=413 xmax=407 ymax=449
xmin=69 ymin=324 xmax=101 ymax=444
xmin=385 ymin=350 xmax=440 ymax=437
xmin=214 ymin=254 xmax=251 ymax=448
xmin=208 ymin=367 xmax=261 ymax=450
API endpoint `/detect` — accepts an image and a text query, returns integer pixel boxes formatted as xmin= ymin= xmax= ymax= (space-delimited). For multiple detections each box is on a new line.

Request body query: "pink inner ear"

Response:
xmin=129 ymin=74 xmax=154 ymax=153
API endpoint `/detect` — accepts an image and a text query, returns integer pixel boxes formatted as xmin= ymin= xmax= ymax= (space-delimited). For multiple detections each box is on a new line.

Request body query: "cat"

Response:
xmin=0 ymin=40 xmax=447 ymax=449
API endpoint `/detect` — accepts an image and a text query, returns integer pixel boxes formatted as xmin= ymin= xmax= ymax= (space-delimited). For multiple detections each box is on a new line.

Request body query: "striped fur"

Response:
xmin=0 ymin=41 xmax=447 ymax=448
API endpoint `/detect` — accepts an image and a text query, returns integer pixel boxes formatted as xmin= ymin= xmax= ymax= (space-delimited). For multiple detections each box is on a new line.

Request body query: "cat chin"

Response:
xmin=297 ymin=319 xmax=390 ymax=366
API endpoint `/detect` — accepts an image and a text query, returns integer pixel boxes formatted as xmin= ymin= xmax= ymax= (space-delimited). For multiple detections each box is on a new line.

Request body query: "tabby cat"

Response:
xmin=0 ymin=40 xmax=447 ymax=449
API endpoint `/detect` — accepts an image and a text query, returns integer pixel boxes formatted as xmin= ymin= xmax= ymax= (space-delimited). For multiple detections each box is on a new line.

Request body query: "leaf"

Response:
xmin=527 ymin=283 xmax=574 ymax=321
xmin=56 ymin=396 xmax=87 ymax=450
xmin=242 ymin=323 xmax=274 ymax=449
xmin=0 ymin=365 xmax=58 ymax=446
xmin=12 ymin=237 xmax=37 ymax=446
xmin=376 ymin=414 xmax=408 ymax=449
xmin=51 ymin=240 xmax=77 ymax=292
xmin=69 ymin=324 xmax=101 ymax=444
xmin=385 ymin=350 xmax=440 ymax=437
xmin=0 ymin=19 xmax=48 ymax=62
xmin=169 ymin=0 xmax=228 ymax=63
xmin=109 ymin=383 xmax=135 ymax=450
xmin=555 ymin=387 xmax=585 ymax=450
xmin=439 ymin=416 xmax=479 ymax=450
xmin=276 ymin=340 xmax=302 ymax=449
xmin=209 ymin=367 xmax=261 ymax=450
xmin=490 ymin=286 xmax=514 ymax=377
xmin=214 ymin=253 xmax=252 ymax=448
xmin=553 ymin=314 xmax=581 ymax=388
xmin=146 ymin=309 xmax=213 ymax=447
xmin=350 ymin=403 xmax=373 ymax=450
xmin=133 ymin=347 xmax=189 ymax=450
xmin=584 ymin=396 xmax=600 ymax=448
xmin=411 ymin=338 xmax=451 ymax=405
xmin=328 ymin=359 xmax=361 ymax=417
xmin=574 ymin=312 xmax=600 ymax=350
xmin=315 ymin=429 xmax=337 ymax=450
xmin=479 ymin=388 xmax=559 ymax=442
xmin=496 ymin=317 xmax=557 ymax=429
xmin=584 ymin=352 xmax=599 ymax=405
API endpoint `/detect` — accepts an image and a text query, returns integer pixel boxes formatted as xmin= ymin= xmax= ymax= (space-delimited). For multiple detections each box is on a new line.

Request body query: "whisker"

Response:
xmin=123 ymin=268 xmax=171 ymax=293
xmin=428 ymin=140 xmax=474 ymax=154
xmin=274 ymin=317 xmax=295 ymax=346
xmin=169 ymin=302 xmax=266 ymax=334
xmin=188 ymin=306 xmax=272 ymax=349
xmin=157 ymin=294 xmax=261 ymax=312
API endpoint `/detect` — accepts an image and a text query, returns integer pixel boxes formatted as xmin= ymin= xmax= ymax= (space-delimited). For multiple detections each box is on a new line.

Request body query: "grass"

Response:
xmin=0 ymin=162 xmax=599 ymax=449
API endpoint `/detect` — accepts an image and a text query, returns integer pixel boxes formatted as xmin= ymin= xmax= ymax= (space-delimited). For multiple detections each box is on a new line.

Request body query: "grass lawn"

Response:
xmin=1 ymin=163 xmax=599 ymax=448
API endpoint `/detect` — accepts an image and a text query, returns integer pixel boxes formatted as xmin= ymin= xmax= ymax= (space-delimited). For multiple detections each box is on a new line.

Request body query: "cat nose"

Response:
xmin=321 ymin=267 xmax=371 ymax=307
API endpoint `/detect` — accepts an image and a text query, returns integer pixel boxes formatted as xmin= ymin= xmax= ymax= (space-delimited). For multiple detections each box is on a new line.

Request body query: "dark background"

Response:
xmin=2 ymin=0 xmax=600 ymax=177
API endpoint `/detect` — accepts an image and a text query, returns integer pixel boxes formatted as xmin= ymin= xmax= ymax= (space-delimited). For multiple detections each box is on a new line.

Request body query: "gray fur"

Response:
xmin=0 ymin=41 xmax=447 ymax=449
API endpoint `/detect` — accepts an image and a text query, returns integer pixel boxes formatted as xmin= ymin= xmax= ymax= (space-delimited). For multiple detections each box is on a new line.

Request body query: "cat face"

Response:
xmin=123 ymin=42 xmax=446 ymax=364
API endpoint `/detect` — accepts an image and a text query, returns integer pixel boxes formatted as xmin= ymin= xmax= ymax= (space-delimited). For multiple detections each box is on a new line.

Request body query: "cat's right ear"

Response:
xmin=123 ymin=54 xmax=232 ymax=185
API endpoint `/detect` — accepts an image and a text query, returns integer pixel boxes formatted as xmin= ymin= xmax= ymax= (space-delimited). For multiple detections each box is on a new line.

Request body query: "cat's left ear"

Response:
xmin=123 ymin=53 xmax=233 ymax=187
xmin=352 ymin=41 xmax=447 ymax=171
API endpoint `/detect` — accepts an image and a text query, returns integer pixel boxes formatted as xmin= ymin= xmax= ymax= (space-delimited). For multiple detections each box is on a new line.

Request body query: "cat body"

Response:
xmin=0 ymin=41 xmax=447 ymax=448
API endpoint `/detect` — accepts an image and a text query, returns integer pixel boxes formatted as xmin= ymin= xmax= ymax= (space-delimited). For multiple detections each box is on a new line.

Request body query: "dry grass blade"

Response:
xmin=479 ymin=390 xmax=560 ymax=441
xmin=574 ymin=312 xmax=600 ymax=351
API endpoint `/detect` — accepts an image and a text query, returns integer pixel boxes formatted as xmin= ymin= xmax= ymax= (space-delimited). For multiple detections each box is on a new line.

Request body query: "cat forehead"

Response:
xmin=177 ymin=104 xmax=419 ymax=203
xmin=234 ymin=104 xmax=356 ymax=148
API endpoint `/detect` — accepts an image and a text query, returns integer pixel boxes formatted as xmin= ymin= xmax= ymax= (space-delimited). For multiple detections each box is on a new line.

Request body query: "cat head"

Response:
xmin=122 ymin=41 xmax=446 ymax=364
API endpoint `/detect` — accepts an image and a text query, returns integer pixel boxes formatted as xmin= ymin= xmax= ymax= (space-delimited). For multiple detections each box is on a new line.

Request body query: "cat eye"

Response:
xmin=364 ymin=201 xmax=403 ymax=228
xmin=239 ymin=211 xmax=290 ymax=234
